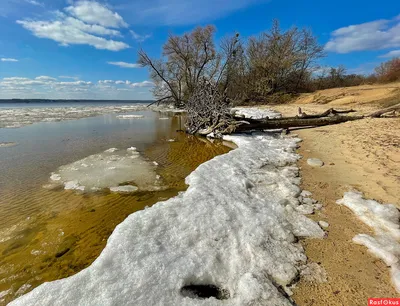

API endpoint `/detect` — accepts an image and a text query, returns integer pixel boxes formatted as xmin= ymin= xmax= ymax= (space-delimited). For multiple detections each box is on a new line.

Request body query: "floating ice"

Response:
xmin=47 ymin=148 xmax=161 ymax=193
xmin=13 ymin=109 xmax=325 ymax=306
xmin=0 ymin=104 xmax=181 ymax=129
xmin=337 ymin=191 xmax=400 ymax=292
xmin=116 ymin=115 xmax=144 ymax=119
xmin=159 ymin=117 xmax=170 ymax=120
xmin=0 ymin=105 xmax=153 ymax=128
xmin=0 ymin=142 xmax=18 ymax=148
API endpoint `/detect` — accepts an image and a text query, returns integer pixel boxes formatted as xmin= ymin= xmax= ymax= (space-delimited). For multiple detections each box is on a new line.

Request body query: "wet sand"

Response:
xmin=269 ymin=104 xmax=400 ymax=305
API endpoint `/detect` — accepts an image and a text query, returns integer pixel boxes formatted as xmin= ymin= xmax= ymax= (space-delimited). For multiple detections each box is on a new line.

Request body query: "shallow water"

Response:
xmin=0 ymin=109 xmax=230 ymax=304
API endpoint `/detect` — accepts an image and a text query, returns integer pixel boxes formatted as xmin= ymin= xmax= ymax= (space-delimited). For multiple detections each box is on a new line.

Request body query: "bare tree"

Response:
xmin=138 ymin=26 xmax=220 ymax=108
xmin=246 ymin=20 xmax=324 ymax=99
xmin=375 ymin=58 xmax=400 ymax=83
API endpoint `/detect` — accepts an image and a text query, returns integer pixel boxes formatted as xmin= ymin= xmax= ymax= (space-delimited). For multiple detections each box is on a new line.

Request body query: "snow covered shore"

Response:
xmin=11 ymin=108 xmax=324 ymax=306
xmin=337 ymin=191 xmax=400 ymax=292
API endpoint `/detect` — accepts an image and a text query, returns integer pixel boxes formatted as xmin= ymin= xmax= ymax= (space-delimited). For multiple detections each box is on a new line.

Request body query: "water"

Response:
xmin=0 ymin=101 xmax=149 ymax=109
xmin=0 ymin=107 xmax=230 ymax=304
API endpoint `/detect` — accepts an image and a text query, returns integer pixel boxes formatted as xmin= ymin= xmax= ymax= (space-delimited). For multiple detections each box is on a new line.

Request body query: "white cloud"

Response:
xmin=98 ymin=80 xmax=154 ymax=87
xmin=325 ymin=16 xmax=400 ymax=53
xmin=130 ymin=80 xmax=154 ymax=87
xmin=107 ymin=61 xmax=141 ymax=68
xmin=2 ymin=77 xmax=46 ymax=86
xmin=1 ymin=58 xmax=19 ymax=62
xmin=380 ymin=50 xmax=400 ymax=58
xmin=17 ymin=19 xmax=129 ymax=51
xmin=64 ymin=16 xmax=122 ymax=37
xmin=35 ymin=76 xmax=57 ymax=81
xmin=130 ymin=30 xmax=151 ymax=42
xmin=1 ymin=76 xmax=153 ymax=99
xmin=24 ymin=0 xmax=44 ymax=7
xmin=17 ymin=1 xmax=130 ymax=51
xmin=57 ymin=80 xmax=92 ymax=86
xmin=65 ymin=1 xmax=128 ymax=28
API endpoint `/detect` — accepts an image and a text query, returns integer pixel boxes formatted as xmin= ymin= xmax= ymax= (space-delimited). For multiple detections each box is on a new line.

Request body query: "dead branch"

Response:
xmin=368 ymin=103 xmax=400 ymax=118
xmin=146 ymin=96 xmax=173 ymax=107
xmin=297 ymin=107 xmax=356 ymax=118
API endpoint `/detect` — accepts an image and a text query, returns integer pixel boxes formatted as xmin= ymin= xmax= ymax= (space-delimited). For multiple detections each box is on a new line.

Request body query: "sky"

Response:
xmin=0 ymin=0 xmax=400 ymax=100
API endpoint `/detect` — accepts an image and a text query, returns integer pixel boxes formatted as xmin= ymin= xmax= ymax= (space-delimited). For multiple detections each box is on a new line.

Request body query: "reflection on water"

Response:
xmin=0 ymin=110 xmax=230 ymax=305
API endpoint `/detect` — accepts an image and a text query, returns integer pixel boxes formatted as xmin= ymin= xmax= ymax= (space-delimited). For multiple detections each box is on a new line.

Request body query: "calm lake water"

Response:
xmin=0 ymin=107 xmax=230 ymax=304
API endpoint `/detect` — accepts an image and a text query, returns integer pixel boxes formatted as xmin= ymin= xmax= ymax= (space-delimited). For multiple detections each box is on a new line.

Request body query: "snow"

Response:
xmin=12 ymin=109 xmax=324 ymax=306
xmin=301 ymin=190 xmax=312 ymax=197
xmin=337 ymin=191 xmax=400 ymax=291
xmin=318 ymin=221 xmax=329 ymax=228
xmin=232 ymin=107 xmax=282 ymax=120
xmin=307 ymin=158 xmax=324 ymax=167
xmin=47 ymin=148 xmax=162 ymax=193
xmin=300 ymin=262 xmax=327 ymax=283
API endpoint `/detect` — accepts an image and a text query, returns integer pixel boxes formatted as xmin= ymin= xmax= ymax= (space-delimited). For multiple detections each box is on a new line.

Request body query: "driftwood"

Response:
xmin=185 ymin=79 xmax=399 ymax=137
xmin=235 ymin=114 xmax=364 ymax=132
xmin=231 ymin=103 xmax=399 ymax=134
xmin=368 ymin=103 xmax=400 ymax=118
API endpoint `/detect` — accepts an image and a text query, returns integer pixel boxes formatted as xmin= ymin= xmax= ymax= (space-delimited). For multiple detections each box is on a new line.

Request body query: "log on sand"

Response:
xmin=235 ymin=114 xmax=364 ymax=132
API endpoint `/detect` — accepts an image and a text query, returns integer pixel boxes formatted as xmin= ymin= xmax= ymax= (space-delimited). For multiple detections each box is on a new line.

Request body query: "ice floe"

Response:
xmin=0 ymin=142 xmax=18 ymax=148
xmin=46 ymin=148 xmax=162 ymax=193
xmin=337 ymin=191 xmax=400 ymax=292
xmin=116 ymin=114 xmax=144 ymax=119
xmin=12 ymin=110 xmax=325 ymax=305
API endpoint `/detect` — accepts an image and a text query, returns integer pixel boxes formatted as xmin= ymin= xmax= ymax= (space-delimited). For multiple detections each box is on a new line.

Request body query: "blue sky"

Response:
xmin=0 ymin=0 xmax=400 ymax=100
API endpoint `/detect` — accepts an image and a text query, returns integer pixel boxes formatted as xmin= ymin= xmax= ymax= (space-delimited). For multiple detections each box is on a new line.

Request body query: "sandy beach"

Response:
xmin=268 ymin=86 xmax=400 ymax=305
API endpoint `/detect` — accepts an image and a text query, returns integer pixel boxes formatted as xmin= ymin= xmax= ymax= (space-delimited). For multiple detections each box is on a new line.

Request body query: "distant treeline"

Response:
xmin=138 ymin=20 xmax=400 ymax=106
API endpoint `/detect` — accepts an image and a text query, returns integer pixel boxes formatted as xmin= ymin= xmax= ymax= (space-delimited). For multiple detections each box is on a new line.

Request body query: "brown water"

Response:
xmin=0 ymin=110 xmax=230 ymax=304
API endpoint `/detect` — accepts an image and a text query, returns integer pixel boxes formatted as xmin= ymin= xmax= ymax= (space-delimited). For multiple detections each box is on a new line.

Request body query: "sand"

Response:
xmin=266 ymin=96 xmax=400 ymax=305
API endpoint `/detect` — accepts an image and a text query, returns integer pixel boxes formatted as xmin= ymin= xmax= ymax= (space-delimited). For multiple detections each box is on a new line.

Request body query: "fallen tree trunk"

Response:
xmin=368 ymin=103 xmax=400 ymax=118
xmin=234 ymin=114 xmax=364 ymax=132
xmin=186 ymin=80 xmax=399 ymax=137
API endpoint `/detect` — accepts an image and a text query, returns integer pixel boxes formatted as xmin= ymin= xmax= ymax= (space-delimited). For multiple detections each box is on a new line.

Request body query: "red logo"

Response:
xmin=369 ymin=298 xmax=400 ymax=305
